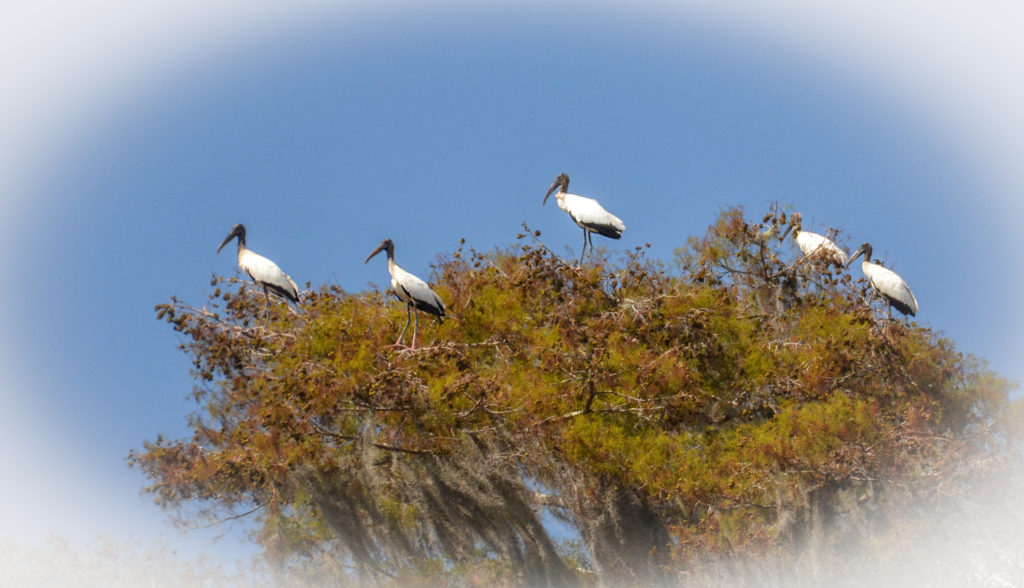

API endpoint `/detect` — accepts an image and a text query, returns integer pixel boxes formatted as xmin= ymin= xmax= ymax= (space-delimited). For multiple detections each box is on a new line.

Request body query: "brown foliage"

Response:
xmin=131 ymin=206 xmax=1022 ymax=586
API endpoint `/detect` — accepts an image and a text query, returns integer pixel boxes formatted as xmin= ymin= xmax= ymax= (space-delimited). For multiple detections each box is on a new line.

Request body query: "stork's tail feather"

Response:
xmin=266 ymin=283 xmax=299 ymax=303
xmin=592 ymin=226 xmax=623 ymax=239
xmin=414 ymin=299 xmax=445 ymax=320
xmin=889 ymin=298 xmax=916 ymax=317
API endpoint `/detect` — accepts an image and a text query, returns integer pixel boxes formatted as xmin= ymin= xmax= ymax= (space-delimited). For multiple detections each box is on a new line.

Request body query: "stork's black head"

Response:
xmin=780 ymin=212 xmax=803 ymax=241
xmin=217 ymin=223 xmax=246 ymax=254
xmin=543 ymin=173 xmax=571 ymax=205
xmin=365 ymin=238 xmax=395 ymax=264
xmin=790 ymin=212 xmax=803 ymax=230
xmin=846 ymin=242 xmax=873 ymax=267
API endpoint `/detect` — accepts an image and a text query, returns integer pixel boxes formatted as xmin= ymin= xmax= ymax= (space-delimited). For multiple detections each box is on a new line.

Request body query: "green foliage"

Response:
xmin=132 ymin=207 xmax=1022 ymax=586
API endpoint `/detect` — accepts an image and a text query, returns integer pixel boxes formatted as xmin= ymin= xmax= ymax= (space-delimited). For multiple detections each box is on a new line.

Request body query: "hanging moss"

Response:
xmin=131 ymin=206 xmax=1022 ymax=586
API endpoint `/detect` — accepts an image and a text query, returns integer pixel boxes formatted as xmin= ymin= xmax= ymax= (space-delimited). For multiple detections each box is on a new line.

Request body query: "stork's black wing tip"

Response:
xmin=414 ymin=300 xmax=444 ymax=319
xmin=265 ymin=283 xmax=299 ymax=304
xmin=889 ymin=298 xmax=915 ymax=317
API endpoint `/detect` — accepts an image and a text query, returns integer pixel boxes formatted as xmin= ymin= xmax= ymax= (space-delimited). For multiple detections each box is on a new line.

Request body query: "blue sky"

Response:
xmin=1 ymin=0 xmax=1022 ymax=573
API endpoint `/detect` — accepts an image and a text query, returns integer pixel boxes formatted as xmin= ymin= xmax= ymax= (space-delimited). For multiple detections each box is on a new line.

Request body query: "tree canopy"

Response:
xmin=131 ymin=206 xmax=1023 ymax=586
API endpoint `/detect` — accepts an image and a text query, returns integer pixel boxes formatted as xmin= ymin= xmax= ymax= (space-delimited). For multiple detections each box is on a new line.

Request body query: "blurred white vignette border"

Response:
xmin=1 ymin=0 xmax=1022 ymax=584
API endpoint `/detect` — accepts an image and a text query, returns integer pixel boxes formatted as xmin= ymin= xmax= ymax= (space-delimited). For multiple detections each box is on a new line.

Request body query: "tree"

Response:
xmin=131 ymin=206 xmax=1023 ymax=586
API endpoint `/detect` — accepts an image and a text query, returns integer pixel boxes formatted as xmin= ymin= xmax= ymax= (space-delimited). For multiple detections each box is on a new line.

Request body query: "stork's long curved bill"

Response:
xmin=216 ymin=227 xmax=240 ymax=254
xmin=365 ymin=243 xmax=386 ymax=264
xmin=846 ymin=245 xmax=866 ymax=268
xmin=543 ymin=180 xmax=561 ymax=205
xmin=779 ymin=223 xmax=793 ymax=242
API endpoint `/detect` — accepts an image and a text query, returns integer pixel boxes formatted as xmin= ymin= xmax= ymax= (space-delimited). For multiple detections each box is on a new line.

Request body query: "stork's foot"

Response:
xmin=387 ymin=344 xmax=419 ymax=357
xmin=386 ymin=338 xmax=419 ymax=352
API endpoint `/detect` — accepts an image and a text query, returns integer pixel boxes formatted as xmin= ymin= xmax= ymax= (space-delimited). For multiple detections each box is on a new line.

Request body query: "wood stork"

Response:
xmin=543 ymin=173 xmax=625 ymax=267
xmin=217 ymin=224 xmax=299 ymax=308
xmin=780 ymin=212 xmax=847 ymax=265
xmin=365 ymin=238 xmax=445 ymax=349
xmin=846 ymin=242 xmax=918 ymax=318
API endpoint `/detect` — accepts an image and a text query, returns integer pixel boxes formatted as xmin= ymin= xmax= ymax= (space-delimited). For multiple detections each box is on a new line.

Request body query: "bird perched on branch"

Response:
xmin=543 ymin=173 xmax=625 ymax=267
xmin=847 ymin=242 xmax=918 ymax=318
xmin=217 ymin=223 xmax=299 ymax=308
xmin=365 ymin=238 xmax=445 ymax=349
xmin=780 ymin=212 xmax=847 ymax=265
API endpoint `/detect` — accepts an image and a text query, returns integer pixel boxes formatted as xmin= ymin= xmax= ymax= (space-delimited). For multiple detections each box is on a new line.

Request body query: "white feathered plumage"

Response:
xmin=217 ymin=223 xmax=299 ymax=304
xmin=782 ymin=212 xmax=847 ymax=265
xmin=847 ymin=242 xmax=918 ymax=318
xmin=366 ymin=238 xmax=445 ymax=349
xmin=543 ymin=173 xmax=625 ymax=267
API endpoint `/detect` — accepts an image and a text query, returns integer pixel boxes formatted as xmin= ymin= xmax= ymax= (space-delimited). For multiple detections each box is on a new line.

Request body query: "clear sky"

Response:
xmin=1 ymin=0 xmax=1022 ymax=575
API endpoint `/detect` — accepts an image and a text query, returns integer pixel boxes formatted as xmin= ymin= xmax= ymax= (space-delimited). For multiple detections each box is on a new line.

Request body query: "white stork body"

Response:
xmin=366 ymin=238 xmax=445 ymax=349
xmin=544 ymin=173 xmax=625 ymax=266
xmin=795 ymin=231 xmax=847 ymax=265
xmin=783 ymin=213 xmax=847 ymax=265
xmin=217 ymin=223 xmax=299 ymax=305
xmin=847 ymin=242 xmax=918 ymax=318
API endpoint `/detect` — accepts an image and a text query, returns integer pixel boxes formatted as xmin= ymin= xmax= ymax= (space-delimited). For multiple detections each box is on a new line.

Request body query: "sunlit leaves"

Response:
xmin=132 ymin=206 xmax=1020 ymax=584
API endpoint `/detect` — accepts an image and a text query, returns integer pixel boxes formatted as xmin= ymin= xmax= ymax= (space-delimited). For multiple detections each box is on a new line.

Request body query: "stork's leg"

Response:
xmin=412 ymin=310 xmax=420 ymax=350
xmin=262 ymin=285 xmax=271 ymax=326
xmin=579 ymin=229 xmax=588 ymax=267
xmin=396 ymin=304 xmax=412 ymax=346
xmin=587 ymin=231 xmax=594 ymax=261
